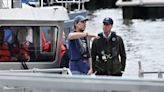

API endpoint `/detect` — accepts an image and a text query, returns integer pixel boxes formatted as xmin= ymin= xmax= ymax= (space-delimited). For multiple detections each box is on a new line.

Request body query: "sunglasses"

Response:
xmin=80 ymin=21 xmax=86 ymax=23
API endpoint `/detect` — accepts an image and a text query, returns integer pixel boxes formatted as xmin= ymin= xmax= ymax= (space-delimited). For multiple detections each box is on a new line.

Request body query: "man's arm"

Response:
xmin=87 ymin=57 xmax=93 ymax=75
xmin=119 ymin=37 xmax=126 ymax=71
xmin=91 ymin=39 xmax=98 ymax=73
xmin=68 ymin=32 xmax=98 ymax=40
xmin=68 ymin=32 xmax=87 ymax=40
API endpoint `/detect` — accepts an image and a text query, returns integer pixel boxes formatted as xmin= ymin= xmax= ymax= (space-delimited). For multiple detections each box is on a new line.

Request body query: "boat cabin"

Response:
xmin=0 ymin=7 xmax=69 ymax=70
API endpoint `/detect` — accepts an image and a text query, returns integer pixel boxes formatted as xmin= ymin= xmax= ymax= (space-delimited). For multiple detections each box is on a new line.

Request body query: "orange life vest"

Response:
xmin=42 ymin=32 xmax=51 ymax=52
xmin=42 ymin=32 xmax=46 ymax=46
xmin=0 ymin=42 xmax=11 ymax=61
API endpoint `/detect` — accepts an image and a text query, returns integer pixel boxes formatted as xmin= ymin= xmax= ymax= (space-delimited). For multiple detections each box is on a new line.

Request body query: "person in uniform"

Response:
xmin=91 ymin=17 xmax=126 ymax=76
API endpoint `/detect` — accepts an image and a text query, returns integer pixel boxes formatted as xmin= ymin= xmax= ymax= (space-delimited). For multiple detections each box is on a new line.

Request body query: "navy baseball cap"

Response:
xmin=74 ymin=15 xmax=88 ymax=23
xmin=103 ymin=17 xmax=113 ymax=25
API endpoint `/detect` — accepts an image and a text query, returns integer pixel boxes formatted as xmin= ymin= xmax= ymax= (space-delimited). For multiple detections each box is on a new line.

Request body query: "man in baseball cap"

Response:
xmin=74 ymin=15 xmax=88 ymax=23
xmin=91 ymin=17 xmax=126 ymax=76
xmin=68 ymin=15 xmax=97 ymax=75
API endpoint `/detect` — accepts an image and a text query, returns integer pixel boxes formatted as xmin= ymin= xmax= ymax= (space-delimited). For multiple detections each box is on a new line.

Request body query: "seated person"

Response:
xmin=11 ymin=28 xmax=31 ymax=61
xmin=10 ymin=41 xmax=30 ymax=62
xmin=0 ymin=29 xmax=11 ymax=61
xmin=60 ymin=32 xmax=70 ymax=68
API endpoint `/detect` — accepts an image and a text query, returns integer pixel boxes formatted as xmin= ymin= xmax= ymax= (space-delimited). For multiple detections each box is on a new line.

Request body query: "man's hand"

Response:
xmin=87 ymin=69 xmax=93 ymax=75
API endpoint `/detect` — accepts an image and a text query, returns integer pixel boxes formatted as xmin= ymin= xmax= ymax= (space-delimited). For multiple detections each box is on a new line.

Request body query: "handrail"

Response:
xmin=56 ymin=0 xmax=89 ymax=10
xmin=0 ymin=68 xmax=72 ymax=76
xmin=1 ymin=73 xmax=164 ymax=92
xmin=28 ymin=0 xmax=89 ymax=10
xmin=56 ymin=0 xmax=89 ymax=3
xmin=138 ymin=61 xmax=163 ymax=78
xmin=117 ymin=0 xmax=164 ymax=7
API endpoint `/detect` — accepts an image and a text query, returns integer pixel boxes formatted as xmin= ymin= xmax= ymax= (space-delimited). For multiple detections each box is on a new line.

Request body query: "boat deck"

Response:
xmin=0 ymin=71 xmax=164 ymax=92
xmin=116 ymin=0 xmax=164 ymax=7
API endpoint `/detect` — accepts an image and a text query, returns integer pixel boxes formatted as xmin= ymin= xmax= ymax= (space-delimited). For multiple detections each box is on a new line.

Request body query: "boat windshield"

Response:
xmin=0 ymin=26 xmax=58 ymax=62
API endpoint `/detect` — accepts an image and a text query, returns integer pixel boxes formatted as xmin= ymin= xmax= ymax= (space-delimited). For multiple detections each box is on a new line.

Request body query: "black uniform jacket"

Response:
xmin=91 ymin=32 xmax=126 ymax=75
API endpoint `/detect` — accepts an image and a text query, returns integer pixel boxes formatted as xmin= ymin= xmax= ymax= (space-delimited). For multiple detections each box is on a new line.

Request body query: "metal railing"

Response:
xmin=117 ymin=0 xmax=164 ymax=7
xmin=55 ymin=0 xmax=90 ymax=10
xmin=0 ymin=0 xmax=90 ymax=10
xmin=0 ymin=0 xmax=22 ymax=9
xmin=1 ymin=72 xmax=164 ymax=92
xmin=0 ymin=68 xmax=72 ymax=76
xmin=0 ymin=0 xmax=9 ymax=8
xmin=138 ymin=61 xmax=164 ymax=78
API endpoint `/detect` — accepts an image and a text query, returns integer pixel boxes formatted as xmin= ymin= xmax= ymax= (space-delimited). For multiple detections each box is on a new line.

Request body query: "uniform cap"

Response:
xmin=103 ymin=17 xmax=113 ymax=25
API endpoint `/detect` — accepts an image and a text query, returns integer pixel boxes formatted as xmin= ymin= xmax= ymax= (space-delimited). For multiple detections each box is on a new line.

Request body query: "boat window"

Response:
xmin=0 ymin=26 xmax=58 ymax=62
xmin=40 ymin=27 xmax=57 ymax=53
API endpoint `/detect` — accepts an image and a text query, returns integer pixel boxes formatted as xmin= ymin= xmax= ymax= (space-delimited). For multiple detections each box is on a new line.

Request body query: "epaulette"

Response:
xmin=110 ymin=31 xmax=117 ymax=42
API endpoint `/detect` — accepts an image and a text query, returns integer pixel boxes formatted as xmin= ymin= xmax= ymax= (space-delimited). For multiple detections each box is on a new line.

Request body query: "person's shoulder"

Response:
xmin=111 ymin=31 xmax=120 ymax=38
xmin=98 ymin=32 xmax=103 ymax=38
xmin=92 ymin=33 xmax=101 ymax=44
xmin=110 ymin=31 xmax=123 ymax=41
xmin=113 ymin=32 xmax=123 ymax=42
xmin=116 ymin=35 xmax=122 ymax=39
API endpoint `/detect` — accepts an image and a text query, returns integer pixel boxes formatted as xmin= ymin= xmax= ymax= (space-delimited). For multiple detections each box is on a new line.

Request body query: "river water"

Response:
xmin=86 ymin=8 xmax=164 ymax=78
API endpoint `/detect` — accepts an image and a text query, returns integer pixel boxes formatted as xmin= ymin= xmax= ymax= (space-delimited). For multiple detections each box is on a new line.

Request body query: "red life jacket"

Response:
xmin=61 ymin=44 xmax=66 ymax=57
xmin=58 ymin=44 xmax=67 ymax=63
xmin=0 ymin=42 xmax=11 ymax=61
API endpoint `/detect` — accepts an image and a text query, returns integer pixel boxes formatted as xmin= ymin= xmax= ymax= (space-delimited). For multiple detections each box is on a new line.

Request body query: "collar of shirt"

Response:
xmin=103 ymin=32 xmax=111 ymax=39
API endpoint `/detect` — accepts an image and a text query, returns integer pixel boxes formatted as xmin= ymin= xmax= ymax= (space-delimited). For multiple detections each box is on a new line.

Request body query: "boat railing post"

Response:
xmin=65 ymin=1 xmax=67 ymax=8
xmin=78 ymin=0 xmax=81 ymax=10
xmin=82 ymin=0 xmax=85 ymax=10
xmin=138 ymin=61 xmax=144 ymax=78
xmin=0 ymin=0 xmax=3 ymax=8
xmin=7 ymin=0 xmax=9 ymax=8
xmin=47 ymin=0 xmax=50 ymax=6
xmin=61 ymin=0 xmax=63 ymax=7
xmin=61 ymin=67 xmax=67 ymax=75
xmin=158 ymin=70 xmax=163 ymax=78
xmin=40 ymin=0 xmax=43 ymax=7
xmin=62 ymin=67 xmax=72 ymax=75
xmin=11 ymin=0 xmax=22 ymax=8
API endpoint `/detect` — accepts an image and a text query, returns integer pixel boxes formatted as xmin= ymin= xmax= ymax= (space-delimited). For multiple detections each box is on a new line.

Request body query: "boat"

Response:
xmin=0 ymin=6 xmax=69 ymax=69
xmin=0 ymin=0 xmax=89 ymax=37
xmin=116 ymin=0 xmax=164 ymax=19
xmin=1 ymin=1 xmax=164 ymax=92
xmin=0 ymin=0 xmax=89 ymax=69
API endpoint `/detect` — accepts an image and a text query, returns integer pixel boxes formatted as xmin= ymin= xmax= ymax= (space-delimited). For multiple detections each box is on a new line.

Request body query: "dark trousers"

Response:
xmin=96 ymin=72 xmax=122 ymax=76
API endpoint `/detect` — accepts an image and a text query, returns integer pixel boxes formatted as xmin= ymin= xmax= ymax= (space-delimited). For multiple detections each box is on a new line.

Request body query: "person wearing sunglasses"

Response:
xmin=68 ymin=15 xmax=97 ymax=75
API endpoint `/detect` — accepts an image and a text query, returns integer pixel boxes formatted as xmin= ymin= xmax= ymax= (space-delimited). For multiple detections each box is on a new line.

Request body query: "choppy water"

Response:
xmin=86 ymin=8 xmax=164 ymax=78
